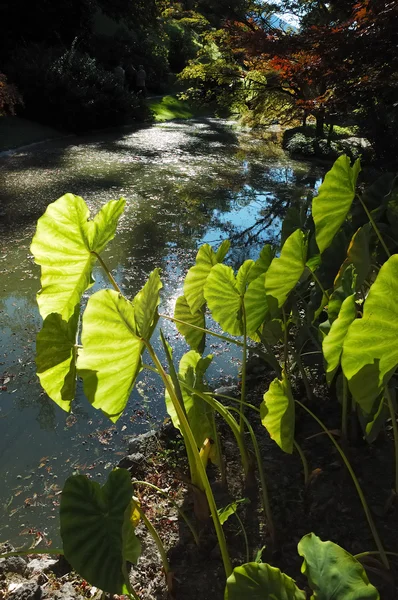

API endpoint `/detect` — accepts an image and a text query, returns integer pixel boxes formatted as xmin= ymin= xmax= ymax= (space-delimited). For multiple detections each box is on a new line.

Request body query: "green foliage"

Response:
xmin=312 ymin=156 xmax=361 ymax=254
xmin=298 ymin=533 xmax=379 ymax=600
xmin=60 ymin=469 xmax=140 ymax=594
xmin=225 ymin=562 xmax=306 ymax=600
xmin=265 ymin=229 xmax=307 ymax=307
xmin=323 ymin=294 xmax=356 ymax=385
xmin=261 ymin=372 xmax=295 ymax=454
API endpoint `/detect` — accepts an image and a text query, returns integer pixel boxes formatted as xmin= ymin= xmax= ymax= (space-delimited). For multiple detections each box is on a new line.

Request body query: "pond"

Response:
xmin=0 ymin=118 xmax=323 ymax=546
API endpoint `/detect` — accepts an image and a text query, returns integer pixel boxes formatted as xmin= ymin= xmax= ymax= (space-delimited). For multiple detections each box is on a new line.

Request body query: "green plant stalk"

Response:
xmin=296 ymin=399 xmax=389 ymax=569
xmin=294 ymin=349 xmax=313 ymax=402
xmin=342 ymin=375 xmax=349 ymax=442
xmin=234 ymin=511 xmax=250 ymax=564
xmin=159 ymin=329 xmax=188 ymax=420
xmin=135 ymin=504 xmax=170 ymax=577
xmin=282 ymin=308 xmax=289 ymax=373
xmin=311 ymin=271 xmax=330 ymax=301
xmin=132 ymin=481 xmax=199 ymax=546
xmin=227 ymin=406 xmax=275 ymax=545
xmin=354 ymin=551 xmax=398 ymax=561
xmin=159 ymin=313 xmax=243 ymax=347
xmin=207 ymin=391 xmax=260 ymax=414
xmin=92 ymin=251 xmax=122 ymax=293
xmin=212 ymin=409 xmax=227 ymax=487
xmin=257 ymin=336 xmax=282 ymax=377
xmin=358 ymin=196 xmax=391 ymax=258
xmin=181 ymin=383 xmax=251 ymax=476
xmin=239 ymin=303 xmax=248 ymax=434
xmin=146 ymin=343 xmax=232 ymax=577
xmin=385 ymin=386 xmax=398 ymax=494
xmin=122 ymin=562 xmax=141 ymax=600
xmin=293 ymin=440 xmax=309 ymax=486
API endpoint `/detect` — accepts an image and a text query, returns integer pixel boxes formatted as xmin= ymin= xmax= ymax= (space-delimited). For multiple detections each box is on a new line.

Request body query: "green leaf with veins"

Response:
xmin=225 ymin=562 xmax=305 ymax=600
xmin=312 ymin=155 xmax=361 ymax=254
xmin=31 ymin=194 xmax=125 ymax=319
xmin=36 ymin=305 xmax=80 ymax=412
xmin=261 ymin=372 xmax=295 ymax=454
xmin=174 ymin=295 xmax=205 ymax=352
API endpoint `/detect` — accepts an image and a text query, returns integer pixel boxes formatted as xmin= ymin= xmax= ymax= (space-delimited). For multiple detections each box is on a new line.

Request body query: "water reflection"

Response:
xmin=0 ymin=118 xmax=323 ymax=544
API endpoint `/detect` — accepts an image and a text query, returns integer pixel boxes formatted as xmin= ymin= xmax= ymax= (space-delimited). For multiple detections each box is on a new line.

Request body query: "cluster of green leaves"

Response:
xmin=28 ymin=153 xmax=398 ymax=596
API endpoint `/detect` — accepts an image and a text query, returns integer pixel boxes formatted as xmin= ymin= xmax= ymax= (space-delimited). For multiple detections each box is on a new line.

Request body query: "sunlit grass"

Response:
xmin=148 ymin=95 xmax=212 ymax=122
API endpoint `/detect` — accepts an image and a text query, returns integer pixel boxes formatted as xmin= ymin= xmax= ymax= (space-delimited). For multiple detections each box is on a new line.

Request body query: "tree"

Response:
xmin=0 ymin=74 xmax=22 ymax=116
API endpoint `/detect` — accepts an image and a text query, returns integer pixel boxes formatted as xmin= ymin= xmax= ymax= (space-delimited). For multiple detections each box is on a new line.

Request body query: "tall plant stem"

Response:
xmin=342 ymin=375 xmax=349 ymax=443
xmin=181 ymin=383 xmax=251 ymax=476
xmin=135 ymin=504 xmax=170 ymax=578
xmin=359 ymin=196 xmax=391 ymax=258
xmin=385 ymin=386 xmax=398 ymax=495
xmin=159 ymin=313 xmax=243 ymax=347
xmin=234 ymin=511 xmax=250 ymax=564
xmin=296 ymin=399 xmax=389 ymax=569
xmin=92 ymin=251 xmax=122 ymax=293
xmin=240 ymin=304 xmax=248 ymax=434
xmin=145 ymin=343 xmax=232 ymax=577
xmin=212 ymin=410 xmax=227 ymax=487
xmin=294 ymin=350 xmax=313 ymax=403
xmin=122 ymin=563 xmax=141 ymax=600
xmin=282 ymin=308 xmax=289 ymax=373
xmin=132 ymin=481 xmax=200 ymax=545
xmin=293 ymin=440 xmax=309 ymax=486
xmin=227 ymin=407 xmax=275 ymax=545
xmin=311 ymin=272 xmax=330 ymax=301
xmin=354 ymin=551 xmax=398 ymax=561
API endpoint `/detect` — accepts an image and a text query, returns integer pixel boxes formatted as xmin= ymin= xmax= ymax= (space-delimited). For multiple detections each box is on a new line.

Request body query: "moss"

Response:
xmin=147 ymin=94 xmax=213 ymax=122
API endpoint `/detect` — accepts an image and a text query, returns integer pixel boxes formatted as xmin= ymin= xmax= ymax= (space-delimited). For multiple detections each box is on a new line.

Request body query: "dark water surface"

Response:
xmin=0 ymin=118 xmax=322 ymax=545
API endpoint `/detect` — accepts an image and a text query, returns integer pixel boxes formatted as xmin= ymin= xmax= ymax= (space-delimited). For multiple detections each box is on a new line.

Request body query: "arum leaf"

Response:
xmin=334 ymin=225 xmax=372 ymax=290
xmin=328 ymin=264 xmax=356 ymax=324
xmin=312 ymin=155 xmax=361 ymax=254
xmin=78 ymin=289 xmax=144 ymax=422
xmin=133 ymin=269 xmax=162 ymax=340
xmin=225 ymin=562 xmax=305 ymax=600
xmin=298 ymin=533 xmax=379 ymax=600
xmin=36 ymin=306 xmax=79 ymax=412
xmin=261 ymin=373 xmax=295 ymax=454
xmin=174 ymin=295 xmax=205 ymax=352
xmin=204 ymin=264 xmax=242 ymax=336
xmin=342 ymin=255 xmax=398 ymax=405
xmin=218 ymin=498 xmax=249 ymax=525
xmin=244 ymin=273 xmax=269 ymax=338
xmin=215 ymin=239 xmax=231 ymax=262
xmin=60 ymin=469 xmax=140 ymax=594
xmin=122 ymin=500 xmax=142 ymax=564
xmin=323 ymin=294 xmax=356 ymax=385
xmin=236 ymin=260 xmax=255 ymax=294
xmin=165 ymin=351 xmax=217 ymax=462
xmin=31 ymin=194 xmax=125 ymax=319
xmin=249 ymin=244 xmax=274 ymax=282
xmin=346 ymin=362 xmax=384 ymax=415
xmin=265 ymin=229 xmax=307 ymax=308
xmin=183 ymin=244 xmax=218 ymax=314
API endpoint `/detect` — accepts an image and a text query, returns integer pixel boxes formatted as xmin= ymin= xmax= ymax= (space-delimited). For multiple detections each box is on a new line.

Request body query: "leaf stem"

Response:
xmin=122 ymin=562 xmax=140 ymax=600
xmin=159 ymin=313 xmax=243 ymax=347
xmin=145 ymin=343 xmax=232 ymax=577
xmin=132 ymin=481 xmax=200 ymax=545
xmin=92 ymin=251 xmax=121 ymax=293
xmin=234 ymin=511 xmax=250 ymax=564
xmin=342 ymin=375 xmax=349 ymax=443
xmin=0 ymin=549 xmax=63 ymax=558
xmin=385 ymin=386 xmax=398 ymax=494
xmin=293 ymin=440 xmax=309 ymax=486
xmin=240 ymin=303 xmax=248 ymax=434
xmin=354 ymin=551 xmax=398 ymax=561
xmin=296 ymin=399 xmax=389 ymax=569
xmin=135 ymin=504 xmax=170 ymax=578
xmin=311 ymin=271 xmax=330 ymax=301
xmin=358 ymin=196 xmax=391 ymax=258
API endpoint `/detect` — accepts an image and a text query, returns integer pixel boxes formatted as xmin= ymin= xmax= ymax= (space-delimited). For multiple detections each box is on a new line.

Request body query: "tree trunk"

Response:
xmin=315 ymin=112 xmax=325 ymax=138
xmin=327 ymin=123 xmax=334 ymax=147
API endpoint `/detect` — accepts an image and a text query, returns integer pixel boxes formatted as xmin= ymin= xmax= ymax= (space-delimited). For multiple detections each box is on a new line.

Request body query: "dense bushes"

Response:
xmin=6 ymin=44 xmax=148 ymax=132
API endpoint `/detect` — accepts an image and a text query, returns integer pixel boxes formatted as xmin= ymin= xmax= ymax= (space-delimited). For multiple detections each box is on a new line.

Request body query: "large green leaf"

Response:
xmin=323 ymin=294 xmax=356 ymax=385
xmin=236 ymin=260 xmax=255 ymax=294
xmin=218 ymin=498 xmax=249 ymax=525
xmin=225 ymin=562 xmax=305 ymax=600
xmin=298 ymin=533 xmax=379 ymax=600
xmin=60 ymin=469 xmax=140 ymax=594
xmin=265 ymin=229 xmax=308 ymax=308
xmin=31 ymin=194 xmax=125 ymax=320
xmin=165 ymin=351 xmax=217 ymax=461
xmin=312 ymin=156 xmax=361 ymax=254
xmin=249 ymin=244 xmax=274 ymax=282
xmin=132 ymin=269 xmax=162 ymax=339
xmin=261 ymin=373 xmax=295 ymax=454
xmin=184 ymin=242 xmax=226 ymax=314
xmin=78 ymin=290 xmax=144 ymax=422
xmin=174 ymin=294 xmax=205 ymax=352
xmin=244 ymin=273 xmax=269 ymax=339
xmin=328 ymin=264 xmax=356 ymax=324
xmin=342 ymin=255 xmax=398 ymax=409
xmin=36 ymin=306 xmax=79 ymax=412
xmin=204 ymin=263 xmax=243 ymax=336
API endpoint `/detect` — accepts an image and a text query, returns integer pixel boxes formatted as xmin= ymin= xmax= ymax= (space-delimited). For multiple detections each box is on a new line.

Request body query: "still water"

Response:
xmin=0 ymin=118 xmax=322 ymax=545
